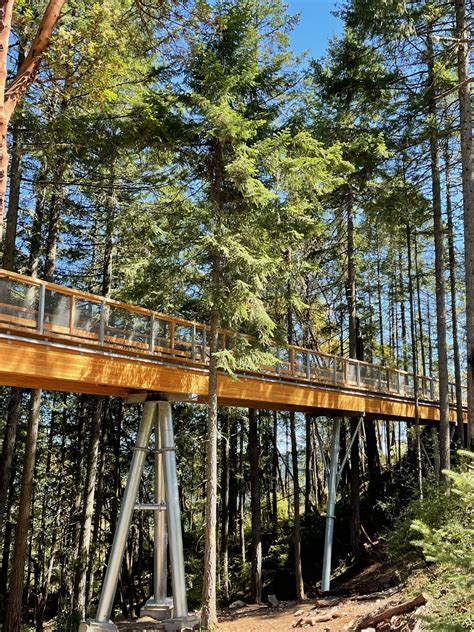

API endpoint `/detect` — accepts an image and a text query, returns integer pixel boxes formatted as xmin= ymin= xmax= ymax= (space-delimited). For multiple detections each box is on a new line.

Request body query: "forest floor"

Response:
xmin=216 ymin=547 xmax=428 ymax=631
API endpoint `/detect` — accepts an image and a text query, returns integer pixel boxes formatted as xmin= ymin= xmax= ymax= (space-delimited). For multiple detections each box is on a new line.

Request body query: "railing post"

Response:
xmin=397 ymin=371 xmax=401 ymax=395
xmin=332 ymin=357 xmax=337 ymax=384
xmin=201 ymin=328 xmax=207 ymax=362
xmin=191 ymin=324 xmax=196 ymax=361
xmin=356 ymin=361 xmax=360 ymax=386
xmin=69 ymin=295 xmax=75 ymax=336
xmin=37 ymin=283 xmax=46 ymax=334
xmin=99 ymin=300 xmax=106 ymax=343
xmin=149 ymin=315 xmax=155 ymax=353
xmin=289 ymin=347 xmax=295 ymax=374
xmin=306 ymin=351 xmax=311 ymax=379
xmin=378 ymin=367 xmax=382 ymax=391
xmin=169 ymin=321 xmax=175 ymax=355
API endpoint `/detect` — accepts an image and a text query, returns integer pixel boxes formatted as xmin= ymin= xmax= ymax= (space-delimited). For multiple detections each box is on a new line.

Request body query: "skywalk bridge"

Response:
xmin=0 ymin=269 xmax=467 ymax=422
xmin=0 ymin=268 xmax=467 ymax=631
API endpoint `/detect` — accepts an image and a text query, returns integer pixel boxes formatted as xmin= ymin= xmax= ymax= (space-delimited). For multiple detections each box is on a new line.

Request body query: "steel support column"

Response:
xmin=321 ymin=417 xmax=341 ymax=593
xmin=81 ymin=399 xmax=199 ymax=632
xmin=158 ymin=401 xmax=188 ymax=619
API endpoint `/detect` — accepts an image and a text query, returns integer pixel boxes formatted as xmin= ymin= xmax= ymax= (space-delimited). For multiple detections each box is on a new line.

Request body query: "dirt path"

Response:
xmin=217 ymin=554 xmax=424 ymax=631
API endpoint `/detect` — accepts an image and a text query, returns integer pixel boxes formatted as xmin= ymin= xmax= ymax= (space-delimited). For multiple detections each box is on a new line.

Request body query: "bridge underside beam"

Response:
xmin=0 ymin=336 xmax=463 ymax=424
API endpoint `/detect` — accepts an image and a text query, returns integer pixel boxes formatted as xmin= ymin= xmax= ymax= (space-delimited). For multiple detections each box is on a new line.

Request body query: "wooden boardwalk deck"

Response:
xmin=0 ymin=269 xmax=466 ymax=422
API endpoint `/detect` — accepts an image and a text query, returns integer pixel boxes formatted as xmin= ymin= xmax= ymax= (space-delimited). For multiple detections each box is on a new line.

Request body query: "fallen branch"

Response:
xmin=355 ymin=594 xmax=427 ymax=630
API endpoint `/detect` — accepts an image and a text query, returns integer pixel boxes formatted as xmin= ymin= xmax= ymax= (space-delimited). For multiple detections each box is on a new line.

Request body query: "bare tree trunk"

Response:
xmin=289 ymin=411 xmax=305 ymax=601
xmin=427 ymin=27 xmax=450 ymax=473
xmin=4 ymin=389 xmax=42 ymax=632
xmin=0 ymin=389 xmax=21 ymax=554
xmin=202 ymin=305 xmax=219 ymax=630
xmin=407 ymin=225 xmax=423 ymax=493
xmin=455 ymin=0 xmax=474 ymax=448
xmin=304 ymin=413 xmax=313 ymax=516
xmin=272 ymin=411 xmax=278 ymax=530
xmin=248 ymin=408 xmax=262 ymax=603
xmin=220 ymin=412 xmax=230 ymax=602
xmin=444 ymin=141 xmax=465 ymax=445
xmin=74 ymin=398 xmax=103 ymax=618
xmin=347 ymin=200 xmax=362 ymax=555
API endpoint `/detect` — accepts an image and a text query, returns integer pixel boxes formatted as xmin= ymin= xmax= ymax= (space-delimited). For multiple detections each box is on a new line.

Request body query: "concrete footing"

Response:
xmin=161 ymin=614 xmax=201 ymax=631
xmin=140 ymin=597 xmax=173 ymax=620
xmin=79 ymin=620 xmax=117 ymax=632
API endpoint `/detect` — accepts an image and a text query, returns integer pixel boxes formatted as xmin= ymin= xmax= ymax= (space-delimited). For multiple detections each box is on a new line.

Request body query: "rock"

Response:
xmin=268 ymin=594 xmax=279 ymax=607
xmin=294 ymin=609 xmax=305 ymax=617
xmin=228 ymin=599 xmax=246 ymax=609
xmin=342 ymin=620 xmax=357 ymax=631
xmin=361 ymin=628 xmax=376 ymax=632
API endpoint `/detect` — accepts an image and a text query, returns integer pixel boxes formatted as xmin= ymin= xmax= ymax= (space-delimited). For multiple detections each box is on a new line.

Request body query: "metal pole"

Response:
xmin=321 ymin=417 xmax=341 ymax=593
xmin=158 ymin=401 xmax=188 ymax=619
xmin=154 ymin=409 xmax=168 ymax=601
xmin=95 ymin=402 xmax=156 ymax=623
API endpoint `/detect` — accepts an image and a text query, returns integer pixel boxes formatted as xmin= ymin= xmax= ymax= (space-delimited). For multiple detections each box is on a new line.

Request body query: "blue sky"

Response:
xmin=287 ymin=0 xmax=342 ymax=59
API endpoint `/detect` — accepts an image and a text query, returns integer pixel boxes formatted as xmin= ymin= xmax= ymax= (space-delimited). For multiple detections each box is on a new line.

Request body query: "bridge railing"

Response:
xmin=0 ymin=269 xmax=467 ymax=406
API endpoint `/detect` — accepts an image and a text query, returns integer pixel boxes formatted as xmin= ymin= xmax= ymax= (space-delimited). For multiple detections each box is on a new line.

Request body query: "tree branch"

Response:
xmin=5 ymin=0 xmax=66 ymax=119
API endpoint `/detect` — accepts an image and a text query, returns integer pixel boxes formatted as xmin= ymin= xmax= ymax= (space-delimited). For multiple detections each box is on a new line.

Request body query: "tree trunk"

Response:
xmin=272 ymin=411 xmax=278 ymax=531
xmin=304 ymin=413 xmax=313 ymax=516
xmin=2 ymin=104 xmax=23 ymax=270
xmin=444 ymin=141 xmax=465 ymax=445
xmin=0 ymin=0 xmax=14 ymax=243
xmin=427 ymin=27 xmax=450 ymax=473
xmin=406 ymin=225 xmax=423 ymax=493
xmin=4 ymin=389 xmax=42 ymax=632
xmin=74 ymin=398 xmax=103 ymax=618
xmin=0 ymin=389 xmax=21 ymax=555
xmin=220 ymin=411 xmax=230 ymax=602
xmin=289 ymin=411 xmax=305 ymax=601
xmin=347 ymin=200 xmax=362 ymax=554
xmin=201 ymin=306 xmax=219 ymax=630
xmin=248 ymin=408 xmax=262 ymax=603
xmin=455 ymin=0 xmax=474 ymax=448
xmin=0 ymin=0 xmax=65 ymax=240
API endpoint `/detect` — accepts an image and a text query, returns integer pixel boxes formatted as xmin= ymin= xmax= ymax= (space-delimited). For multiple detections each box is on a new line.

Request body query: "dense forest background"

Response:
xmin=0 ymin=0 xmax=473 ymax=630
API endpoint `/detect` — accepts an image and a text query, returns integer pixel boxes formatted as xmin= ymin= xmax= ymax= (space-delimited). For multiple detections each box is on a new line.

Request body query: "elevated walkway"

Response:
xmin=0 ymin=268 xmax=466 ymax=422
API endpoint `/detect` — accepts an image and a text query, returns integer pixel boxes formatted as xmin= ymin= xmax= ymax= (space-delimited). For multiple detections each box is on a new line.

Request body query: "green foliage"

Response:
xmin=409 ymin=452 xmax=474 ymax=630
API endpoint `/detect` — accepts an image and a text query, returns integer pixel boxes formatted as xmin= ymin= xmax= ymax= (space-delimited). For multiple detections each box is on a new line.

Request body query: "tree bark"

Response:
xmin=220 ymin=411 xmax=230 ymax=602
xmin=0 ymin=0 xmax=65 ymax=241
xmin=74 ymin=398 xmax=103 ymax=618
xmin=201 ymin=306 xmax=219 ymax=630
xmin=455 ymin=0 xmax=474 ymax=448
xmin=4 ymin=389 xmax=42 ymax=632
xmin=444 ymin=141 xmax=465 ymax=445
xmin=427 ymin=27 xmax=450 ymax=473
xmin=0 ymin=389 xmax=21 ymax=554
xmin=347 ymin=200 xmax=362 ymax=555
xmin=248 ymin=408 xmax=262 ymax=603
xmin=289 ymin=411 xmax=305 ymax=601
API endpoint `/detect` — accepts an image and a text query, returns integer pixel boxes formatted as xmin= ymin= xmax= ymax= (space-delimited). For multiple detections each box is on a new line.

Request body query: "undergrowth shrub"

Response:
xmin=388 ymin=451 xmax=473 ymax=631
xmin=410 ymin=451 xmax=474 ymax=631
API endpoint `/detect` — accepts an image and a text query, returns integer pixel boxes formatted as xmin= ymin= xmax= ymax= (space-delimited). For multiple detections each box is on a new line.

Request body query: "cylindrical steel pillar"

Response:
xmin=153 ymin=408 xmax=168 ymax=600
xmin=96 ymin=402 xmax=156 ymax=622
xmin=158 ymin=401 xmax=188 ymax=619
xmin=321 ymin=417 xmax=341 ymax=592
